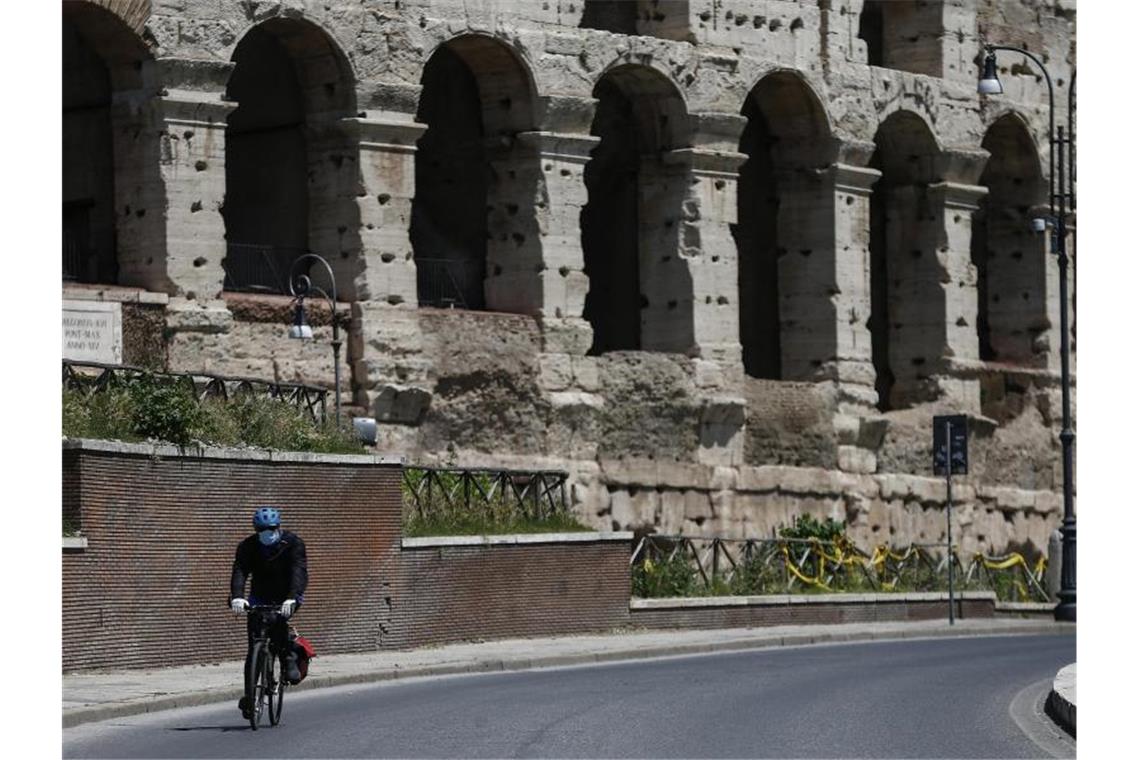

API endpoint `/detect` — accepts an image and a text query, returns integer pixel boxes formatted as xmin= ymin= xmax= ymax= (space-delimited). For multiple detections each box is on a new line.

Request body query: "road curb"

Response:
xmin=1045 ymin=663 xmax=1076 ymax=737
xmin=63 ymin=621 xmax=1071 ymax=728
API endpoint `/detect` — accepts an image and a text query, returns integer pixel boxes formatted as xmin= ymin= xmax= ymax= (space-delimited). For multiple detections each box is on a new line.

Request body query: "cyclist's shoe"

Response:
xmin=284 ymin=655 xmax=302 ymax=685
xmin=238 ymin=696 xmax=252 ymax=720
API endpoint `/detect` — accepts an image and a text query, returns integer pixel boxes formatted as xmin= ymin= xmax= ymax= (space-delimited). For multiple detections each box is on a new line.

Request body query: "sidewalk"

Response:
xmin=64 ymin=617 xmax=1073 ymax=728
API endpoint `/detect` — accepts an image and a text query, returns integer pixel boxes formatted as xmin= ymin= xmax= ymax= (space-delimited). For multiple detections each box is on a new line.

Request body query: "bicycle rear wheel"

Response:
xmin=268 ymin=650 xmax=285 ymax=726
xmin=247 ymin=642 xmax=267 ymax=730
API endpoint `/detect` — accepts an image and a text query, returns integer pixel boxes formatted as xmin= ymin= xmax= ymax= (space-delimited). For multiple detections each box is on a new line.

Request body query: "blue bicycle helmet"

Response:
xmin=252 ymin=507 xmax=281 ymax=530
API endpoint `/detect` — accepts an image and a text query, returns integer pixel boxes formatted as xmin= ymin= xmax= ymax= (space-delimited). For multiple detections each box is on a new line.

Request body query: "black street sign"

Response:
xmin=933 ymin=414 xmax=969 ymax=476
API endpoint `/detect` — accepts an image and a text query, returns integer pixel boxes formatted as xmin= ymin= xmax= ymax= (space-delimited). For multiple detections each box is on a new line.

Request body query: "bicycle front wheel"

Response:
xmin=247 ymin=642 xmax=267 ymax=731
xmin=268 ymin=651 xmax=285 ymax=726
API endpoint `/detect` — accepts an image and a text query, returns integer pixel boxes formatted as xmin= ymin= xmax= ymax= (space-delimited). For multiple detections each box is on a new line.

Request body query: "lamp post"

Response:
xmin=288 ymin=253 xmax=342 ymax=427
xmin=978 ymin=46 xmax=1076 ymax=622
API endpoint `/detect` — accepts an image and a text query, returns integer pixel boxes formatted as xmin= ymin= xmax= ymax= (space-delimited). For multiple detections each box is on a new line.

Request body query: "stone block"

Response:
xmin=570 ymin=355 xmax=600 ymax=392
xmin=538 ymin=352 xmax=573 ymax=391
xmin=659 ymin=491 xmax=686 ymax=533
xmin=837 ymin=445 xmax=877 ymax=474
xmin=371 ymin=384 xmax=432 ymax=425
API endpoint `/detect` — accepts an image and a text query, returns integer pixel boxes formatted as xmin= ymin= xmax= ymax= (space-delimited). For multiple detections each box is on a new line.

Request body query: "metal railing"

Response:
xmin=402 ymin=466 xmax=569 ymax=521
xmin=630 ymin=534 xmax=1050 ymax=602
xmin=223 ymin=243 xmax=309 ymax=295
xmin=416 ymin=258 xmax=485 ymax=309
xmin=63 ymin=361 xmax=329 ymax=423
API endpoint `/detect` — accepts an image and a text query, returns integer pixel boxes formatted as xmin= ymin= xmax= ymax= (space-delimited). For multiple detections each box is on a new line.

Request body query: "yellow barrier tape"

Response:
xmin=779 ymin=542 xmax=831 ymax=591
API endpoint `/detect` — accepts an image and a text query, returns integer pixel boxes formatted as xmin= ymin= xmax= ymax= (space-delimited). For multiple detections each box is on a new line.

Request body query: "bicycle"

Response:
xmin=244 ymin=604 xmax=290 ymax=730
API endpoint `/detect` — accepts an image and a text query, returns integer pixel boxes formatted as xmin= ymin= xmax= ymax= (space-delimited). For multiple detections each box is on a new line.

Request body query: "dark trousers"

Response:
xmin=243 ymin=612 xmax=297 ymax=695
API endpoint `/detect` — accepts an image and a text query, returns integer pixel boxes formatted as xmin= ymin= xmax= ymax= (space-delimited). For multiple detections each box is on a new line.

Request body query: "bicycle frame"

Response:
xmin=245 ymin=604 xmax=288 ymax=729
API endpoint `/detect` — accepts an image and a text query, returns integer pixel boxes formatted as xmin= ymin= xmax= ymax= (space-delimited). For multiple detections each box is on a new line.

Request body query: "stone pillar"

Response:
xmin=346 ymin=115 xmax=426 ymax=306
xmin=817 ymin=163 xmax=883 ymax=415
xmin=928 ymin=181 xmax=987 ymax=410
xmin=348 ymin=113 xmax=430 ymax=420
xmin=149 ymin=80 xmax=235 ymax=331
xmin=306 ymin=115 xmax=368 ymax=302
xmin=482 ymin=137 xmax=544 ymax=316
xmin=656 ymin=147 xmax=747 ymax=363
xmin=516 ymin=131 xmax=600 ymax=354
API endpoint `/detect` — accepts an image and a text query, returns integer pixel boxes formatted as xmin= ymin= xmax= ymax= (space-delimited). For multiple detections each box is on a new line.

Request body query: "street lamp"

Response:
xmin=978 ymin=46 xmax=1076 ymax=622
xmin=287 ymin=253 xmax=343 ymax=427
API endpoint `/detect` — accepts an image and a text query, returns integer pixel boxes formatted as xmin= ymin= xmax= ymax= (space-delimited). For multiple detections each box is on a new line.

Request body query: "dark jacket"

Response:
xmin=230 ymin=530 xmax=308 ymax=604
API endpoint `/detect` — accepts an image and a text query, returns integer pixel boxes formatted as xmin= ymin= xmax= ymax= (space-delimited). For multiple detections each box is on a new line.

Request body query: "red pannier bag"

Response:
xmin=291 ymin=633 xmax=316 ymax=682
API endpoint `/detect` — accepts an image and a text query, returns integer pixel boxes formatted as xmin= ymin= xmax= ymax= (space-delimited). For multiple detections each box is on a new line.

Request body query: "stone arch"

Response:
xmin=974 ymin=112 xmax=1049 ymax=366
xmin=735 ymin=70 xmax=833 ymax=379
xmin=222 ymin=16 xmax=359 ymax=296
xmin=62 ymin=0 xmax=156 ymax=286
xmin=868 ymin=110 xmax=943 ymax=410
xmin=582 ymin=63 xmax=692 ymax=354
xmin=411 ymin=34 xmax=540 ymax=312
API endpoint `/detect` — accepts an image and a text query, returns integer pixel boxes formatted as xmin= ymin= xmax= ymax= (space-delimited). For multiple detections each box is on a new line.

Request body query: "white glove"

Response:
xmin=281 ymin=599 xmax=297 ymax=618
xmin=230 ymin=598 xmax=249 ymax=614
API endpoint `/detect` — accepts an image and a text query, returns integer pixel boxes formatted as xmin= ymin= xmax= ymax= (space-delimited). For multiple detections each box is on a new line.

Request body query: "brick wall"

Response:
xmin=62 ymin=440 xmax=403 ymax=672
xmin=389 ymin=536 xmax=632 ymax=649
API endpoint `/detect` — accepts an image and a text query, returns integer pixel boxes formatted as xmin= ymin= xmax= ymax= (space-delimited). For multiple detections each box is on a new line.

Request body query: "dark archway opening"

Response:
xmin=868 ymin=152 xmax=892 ymax=408
xmin=858 ymin=0 xmax=885 ymax=67
xmin=223 ymin=24 xmax=309 ymax=294
xmin=580 ymin=1 xmax=638 ymax=34
xmin=735 ymin=99 xmax=781 ymax=379
xmin=62 ymin=19 xmax=118 ymax=284
xmin=582 ymin=76 xmax=642 ymax=353
xmin=858 ymin=0 xmax=944 ymax=77
xmin=868 ymin=111 xmax=942 ymax=411
xmin=975 ymin=115 xmax=1047 ymax=366
xmin=411 ymin=45 xmax=487 ymax=310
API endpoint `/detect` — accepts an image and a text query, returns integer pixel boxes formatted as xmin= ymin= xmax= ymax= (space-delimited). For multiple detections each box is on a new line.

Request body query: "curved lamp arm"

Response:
xmin=984 ymin=45 xmax=1055 ymax=222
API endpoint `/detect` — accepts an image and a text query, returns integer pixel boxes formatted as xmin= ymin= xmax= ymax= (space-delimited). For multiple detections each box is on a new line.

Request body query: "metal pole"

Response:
xmin=984 ymin=45 xmax=1074 ymax=622
xmin=945 ymin=419 xmax=954 ymax=625
xmin=331 ymin=314 xmax=342 ymax=428
xmin=1055 ymin=124 xmax=1076 ymax=622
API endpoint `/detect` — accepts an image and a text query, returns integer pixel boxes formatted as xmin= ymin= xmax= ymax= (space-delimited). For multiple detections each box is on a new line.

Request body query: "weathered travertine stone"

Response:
xmin=64 ymin=0 xmax=1074 ymax=556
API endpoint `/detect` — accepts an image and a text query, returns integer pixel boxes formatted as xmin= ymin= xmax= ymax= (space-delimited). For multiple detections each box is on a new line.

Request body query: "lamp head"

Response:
xmin=978 ymin=50 xmax=1003 ymax=95
xmin=353 ymin=416 xmax=378 ymax=445
xmin=288 ymin=299 xmax=314 ymax=340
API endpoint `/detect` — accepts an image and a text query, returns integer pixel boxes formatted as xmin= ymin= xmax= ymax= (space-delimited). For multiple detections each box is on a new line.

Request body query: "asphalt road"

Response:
xmin=64 ymin=633 xmax=1074 ymax=759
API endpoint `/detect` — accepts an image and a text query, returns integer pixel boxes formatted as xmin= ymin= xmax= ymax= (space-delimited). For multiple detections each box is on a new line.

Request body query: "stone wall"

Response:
xmin=60 ymin=0 xmax=1076 ymax=556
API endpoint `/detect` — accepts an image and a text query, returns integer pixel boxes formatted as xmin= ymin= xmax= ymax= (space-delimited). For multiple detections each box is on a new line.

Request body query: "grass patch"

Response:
xmin=63 ymin=380 xmax=362 ymax=454
xmin=403 ymin=510 xmax=591 ymax=538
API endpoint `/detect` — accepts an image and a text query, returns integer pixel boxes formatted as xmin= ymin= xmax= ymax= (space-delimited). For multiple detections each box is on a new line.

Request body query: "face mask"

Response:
xmin=258 ymin=529 xmax=281 ymax=546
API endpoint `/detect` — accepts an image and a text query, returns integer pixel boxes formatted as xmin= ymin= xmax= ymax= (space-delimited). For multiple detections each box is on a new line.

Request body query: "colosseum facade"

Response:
xmin=62 ymin=0 xmax=1076 ymax=555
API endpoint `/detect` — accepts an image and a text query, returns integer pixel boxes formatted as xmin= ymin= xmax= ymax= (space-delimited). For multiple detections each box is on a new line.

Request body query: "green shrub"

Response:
xmin=779 ymin=514 xmax=846 ymax=542
xmin=728 ymin=551 xmax=786 ymax=595
xmin=632 ymin=549 xmax=698 ymax=598
xmin=128 ymin=375 xmax=203 ymax=446
xmin=62 ymin=377 xmax=363 ymax=454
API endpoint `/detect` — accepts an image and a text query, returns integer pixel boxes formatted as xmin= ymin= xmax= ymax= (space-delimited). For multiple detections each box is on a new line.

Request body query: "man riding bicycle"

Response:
xmin=230 ymin=506 xmax=308 ymax=720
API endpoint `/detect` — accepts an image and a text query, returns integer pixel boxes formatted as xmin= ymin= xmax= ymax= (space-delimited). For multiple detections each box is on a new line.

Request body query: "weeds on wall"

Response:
xmin=62 ymin=379 xmax=362 ymax=454
xmin=401 ymin=467 xmax=591 ymax=537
